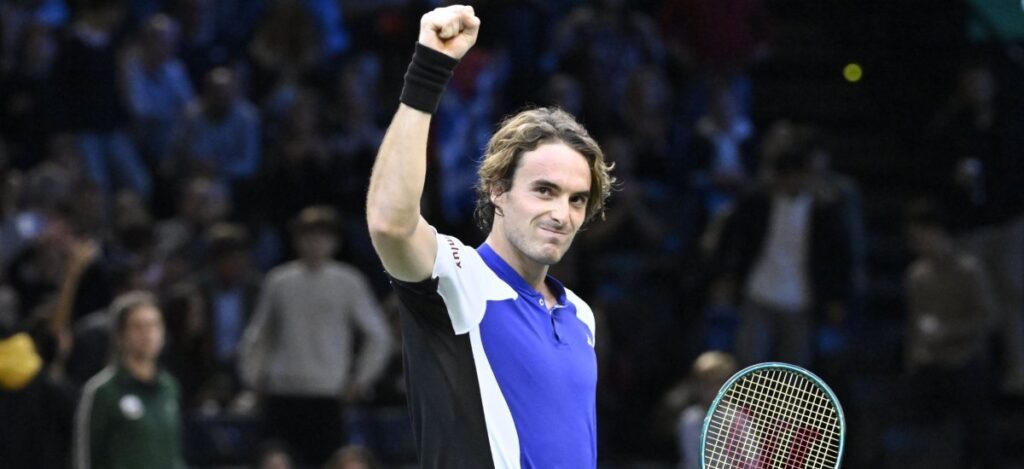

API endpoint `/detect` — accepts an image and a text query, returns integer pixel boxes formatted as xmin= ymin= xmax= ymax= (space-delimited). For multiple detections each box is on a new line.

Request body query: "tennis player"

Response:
xmin=366 ymin=5 xmax=615 ymax=468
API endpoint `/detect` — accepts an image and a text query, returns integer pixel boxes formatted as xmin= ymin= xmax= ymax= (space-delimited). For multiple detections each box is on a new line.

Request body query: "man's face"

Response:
xmin=296 ymin=230 xmax=338 ymax=263
xmin=214 ymin=251 xmax=248 ymax=284
xmin=774 ymin=170 xmax=810 ymax=197
xmin=907 ymin=224 xmax=945 ymax=259
xmin=120 ymin=305 xmax=165 ymax=362
xmin=492 ymin=142 xmax=592 ymax=266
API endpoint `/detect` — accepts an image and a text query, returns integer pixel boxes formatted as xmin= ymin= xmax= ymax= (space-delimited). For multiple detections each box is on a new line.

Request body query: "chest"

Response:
xmin=912 ymin=268 xmax=975 ymax=311
xmin=111 ymin=388 xmax=179 ymax=434
xmin=278 ymin=276 xmax=348 ymax=316
xmin=477 ymin=298 xmax=597 ymax=393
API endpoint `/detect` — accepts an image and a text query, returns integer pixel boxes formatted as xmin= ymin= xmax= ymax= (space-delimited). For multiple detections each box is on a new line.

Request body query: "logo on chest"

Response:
xmin=119 ymin=394 xmax=145 ymax=420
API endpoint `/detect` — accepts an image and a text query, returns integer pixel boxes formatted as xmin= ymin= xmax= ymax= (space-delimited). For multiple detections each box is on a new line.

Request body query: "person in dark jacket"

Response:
xmin=713 ymin=142 xmax=852 ymax=367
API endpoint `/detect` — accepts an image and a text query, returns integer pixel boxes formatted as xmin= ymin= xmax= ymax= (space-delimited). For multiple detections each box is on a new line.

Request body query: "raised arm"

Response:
xmin=366 ymin=5 xmax=479 ymax=282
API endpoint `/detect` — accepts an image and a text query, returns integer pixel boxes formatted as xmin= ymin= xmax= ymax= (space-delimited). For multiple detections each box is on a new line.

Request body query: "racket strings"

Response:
xmin=709 ymin=371 xmax=839 ymax=468
xmin=730 ymin=371 xmax=839 ymax=468
xmin=704 ymin=368 xmax=841 ymax=469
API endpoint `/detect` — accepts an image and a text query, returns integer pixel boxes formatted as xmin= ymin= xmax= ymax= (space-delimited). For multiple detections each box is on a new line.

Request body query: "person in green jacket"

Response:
xmin=74 ymin=291 xmax=185 ymax=469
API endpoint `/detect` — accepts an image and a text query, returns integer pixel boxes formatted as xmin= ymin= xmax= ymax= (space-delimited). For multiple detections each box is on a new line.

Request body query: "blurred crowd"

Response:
xmin=0 ymin=0 xmax=1021 ymax=468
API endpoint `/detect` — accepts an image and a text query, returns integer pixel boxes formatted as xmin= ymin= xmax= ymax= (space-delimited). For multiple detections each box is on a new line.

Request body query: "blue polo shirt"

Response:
xmin=388 ymin=230 xmax=598 ymax=469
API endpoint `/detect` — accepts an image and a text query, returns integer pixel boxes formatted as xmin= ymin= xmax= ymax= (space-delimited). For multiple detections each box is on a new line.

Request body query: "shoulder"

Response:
xmin=74 ymin=310 xmax=110 ymax=335
xmin=326 ymin=261 xmax=367 ymax=280
xmin=121 ymin=53 xmax=143 ymax=73
xmin=265 ymin=262 xmax=302 ymax=283
xmin=955 ymin=254 xmax=987 ymax=277
xmin=157 ymin=370 xmax=181 ymax=396
xmin=811 ymin=188 xmax=844 ymax=213
xmin=166 ymin=59 xmax=190 ymax=78
xmin=735 ymin=188 xmax=772 ymax=211
xmin=236 ymin=101 xmax=260 ymax=120
xmin=81 ymin=367 xmax=119 ymax=403
xmin=566 ymin=287 xmax=596 ymax=335
xmin=433 ymin=232 xmax=493 ymax=280
xmin=906 ymin=259 xmax=932 ymax=283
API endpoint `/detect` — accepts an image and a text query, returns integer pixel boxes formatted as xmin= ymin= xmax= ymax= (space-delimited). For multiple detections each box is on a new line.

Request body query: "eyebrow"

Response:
xmin=531 ymin=179 xmax=589 ymax=198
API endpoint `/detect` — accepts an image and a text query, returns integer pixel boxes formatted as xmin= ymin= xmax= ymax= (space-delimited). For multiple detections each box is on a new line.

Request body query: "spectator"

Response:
xmin=323 ymin=445 xmax=380 ymax=469
xmin=170 ymin=0 xmax=225 ymax=87
xmin=576 ymin=135 xmax=670 ymax=284
xmin=0 ymin=0 xmax=68 ymax=74
xmin=0 ymin=283 xmax=76 ymax=469
xmin=6 ymin=208 xmax=75 ymax=320
xmin=52 ymin=0 xmax=151 ymax=198
xmin=901 ymin=199 xmax=997 ymax=468
xmin=367 ymin=293 xmax=406 ymax=407
xmin=74 ymin=291 xmax=185 ymax=469
xmin=254 ymin=439 xmax=294 ymax=469
xmin=66 ymin=260 xmax=147 ymax=387
xmin=433 ymin=47 xmax=510 ymax=237
xmin=548 ymin=0 xmax=665 ymax=135
xmin=622 ymin=66 xmax=687 ymax=189
xmin=715 ymin=142 xmax=851 ymax=367
xmin=239 ymin=206 xmax=392 ymax=465
xmin=540 ymin=73 xmax=585 ymax=119
xmin=688 ymin=83 xmax=756 ymax=220
xmin=670 ymin=351 xmax=737 ymax=469
xmin=260 ymin=89 xmax=340 ymax=232
xmin=660 ymin=0 xmax=770 ymax=77
xmin=247 ymin=0 xmax=322 ymax=104
xmin=660 ymin=0 xmax=770 ymax=123
xmin=175 ymin=66 xmax=261 ymax=184
xmin=191 ymin=222 xmax=260 ymax=409
xmin=924 ymin=61 xmax=1024 ymax=395
xmin=326 ymin=54 xmax=385 ymax=215
xmin=303 ymin=0 xmax=349 ymax=61
xmin=154 ymin=176 xmax=230 ymax=265
xmin=159 ymin=282 xmax=212 ymax=411
xmin=0 ymin=21 xmax=59 ymax=168
xmin=808 ymin=132 xmax=867 ymax=331
xmin=121 ymin=13 xmax=194 ymax=168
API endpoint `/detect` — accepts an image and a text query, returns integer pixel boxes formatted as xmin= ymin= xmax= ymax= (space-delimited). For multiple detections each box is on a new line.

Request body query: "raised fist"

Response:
xmin=418 ymin=5 xmax=480 ymax=60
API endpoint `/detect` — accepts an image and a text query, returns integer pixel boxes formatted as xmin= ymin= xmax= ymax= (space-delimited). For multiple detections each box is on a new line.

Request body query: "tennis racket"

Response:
xmin=701 ymin=362 xmax=845 ymax=469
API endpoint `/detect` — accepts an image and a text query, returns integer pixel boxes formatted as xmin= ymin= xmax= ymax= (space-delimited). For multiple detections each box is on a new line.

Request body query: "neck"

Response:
xmin=930 ymin=243 xmax=956 ymax=262
xmin=143 ymin=55 xmax=162 ymax=72
xmin=302 ymin=258 xmax=328 ymax=270
xmin=485 ymin=232 xmax=549 ymax=292
xmin=122 ymin=355 xmax=157 ymax=382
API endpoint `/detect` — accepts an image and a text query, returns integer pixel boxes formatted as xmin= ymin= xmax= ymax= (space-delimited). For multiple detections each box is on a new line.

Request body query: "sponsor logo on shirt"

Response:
xmin=119 ymin=394 xmax=145 ymax=420
xmin=446 ymin=237 xmax=462 ymax=268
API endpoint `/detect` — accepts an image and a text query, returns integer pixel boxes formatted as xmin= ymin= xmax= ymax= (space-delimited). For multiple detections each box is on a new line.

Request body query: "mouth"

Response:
xmin=539 ymin=226 xmax=568 ymax=237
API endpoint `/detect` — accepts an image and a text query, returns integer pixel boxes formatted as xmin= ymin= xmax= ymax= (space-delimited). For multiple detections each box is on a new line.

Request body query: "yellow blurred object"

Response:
xmin=0 ymin=333 xmax=43 ymax=391
xmin=843 ymin=63 xmax=864 ymax=83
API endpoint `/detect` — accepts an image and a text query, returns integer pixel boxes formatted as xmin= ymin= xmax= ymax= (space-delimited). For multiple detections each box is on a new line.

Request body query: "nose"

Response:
xmin=549 ymin=197 xmax=571 ymax=226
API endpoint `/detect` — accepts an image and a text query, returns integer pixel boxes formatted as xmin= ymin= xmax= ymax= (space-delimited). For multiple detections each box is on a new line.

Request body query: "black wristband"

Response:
xmin=400 ymin=42 xmax=459 ymax=114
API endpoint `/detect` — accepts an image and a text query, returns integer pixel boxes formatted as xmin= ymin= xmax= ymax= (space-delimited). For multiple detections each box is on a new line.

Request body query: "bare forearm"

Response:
xmin=366 ymin=104 xmax=432 ymax=237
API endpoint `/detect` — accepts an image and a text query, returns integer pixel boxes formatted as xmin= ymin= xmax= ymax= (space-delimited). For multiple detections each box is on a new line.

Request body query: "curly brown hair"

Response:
xmin=473 ymin=107 xmax=615 ymax=232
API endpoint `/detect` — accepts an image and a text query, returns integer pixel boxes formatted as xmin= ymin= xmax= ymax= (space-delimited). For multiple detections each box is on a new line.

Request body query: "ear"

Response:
xmin=490 ymin=189 xmax=506 ymax=217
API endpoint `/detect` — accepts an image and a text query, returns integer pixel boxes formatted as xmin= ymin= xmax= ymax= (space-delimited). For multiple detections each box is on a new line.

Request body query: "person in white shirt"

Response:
xmin=714 ymin=143 xmax=852 ymax=367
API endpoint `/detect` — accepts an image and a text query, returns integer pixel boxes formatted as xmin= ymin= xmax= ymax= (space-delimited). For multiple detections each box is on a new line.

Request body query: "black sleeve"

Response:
xmin=387 ymin=275 xmax=455 ymax=334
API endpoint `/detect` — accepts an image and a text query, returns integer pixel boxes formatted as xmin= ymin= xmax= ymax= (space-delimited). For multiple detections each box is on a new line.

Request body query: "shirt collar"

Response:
xmin=116 ymin=364 xmax=162 ymax=389
xmin=477 ymin=243 xmax=567 ymax=306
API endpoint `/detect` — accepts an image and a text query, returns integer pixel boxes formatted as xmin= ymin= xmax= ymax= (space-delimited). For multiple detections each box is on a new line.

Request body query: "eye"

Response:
xmin=570 ymin=195 xmax=588 ymax=206
xmin=536 ymin=186 xmax=552 ymax=196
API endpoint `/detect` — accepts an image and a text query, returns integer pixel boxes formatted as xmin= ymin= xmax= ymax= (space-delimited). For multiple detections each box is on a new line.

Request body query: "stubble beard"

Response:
xmin=503 ymin=220 xmax=574 ymax=267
